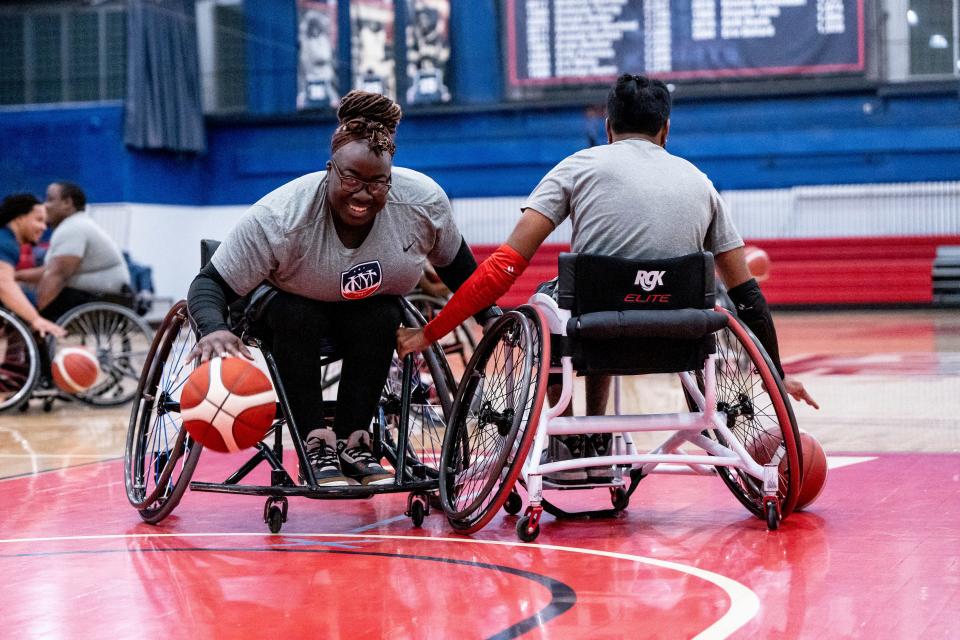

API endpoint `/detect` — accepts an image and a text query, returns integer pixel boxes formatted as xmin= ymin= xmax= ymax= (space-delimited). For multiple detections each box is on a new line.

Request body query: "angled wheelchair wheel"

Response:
xmin=702 ymin=308 xmax=802 ymax=520
xmin=0 ymin=308 xmax=40 ymax=412
xmin=124 ymin=301 xmax=202 ymax=523
xmin=439 ymin=305 xmax=549 ymax=534
xmin=377 ymin=300 xmax=456 ymax=480
xmin=405 ymin=292 xmax=477 ymax=374
xmin=53 ymin=302 xmax=153 ymax=406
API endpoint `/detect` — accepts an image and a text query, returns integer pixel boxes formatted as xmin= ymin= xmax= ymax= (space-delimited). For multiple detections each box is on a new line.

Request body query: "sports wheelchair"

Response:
xmin=123 ymin=241 xmax=457 ymax=533
xmin=437 ymin=252 xmax=802 ymax=541
xmin=0 ymin=298 xmax=153 ymax=412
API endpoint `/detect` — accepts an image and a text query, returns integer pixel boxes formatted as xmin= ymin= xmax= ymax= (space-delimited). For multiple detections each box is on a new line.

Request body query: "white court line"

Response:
xmin=0 ymin=454 xmax=118 ymax=459
xmin=0 ymin=531 xmax=758 ymax=639
xmin=826 ymin=455 xmax=876 ymax=470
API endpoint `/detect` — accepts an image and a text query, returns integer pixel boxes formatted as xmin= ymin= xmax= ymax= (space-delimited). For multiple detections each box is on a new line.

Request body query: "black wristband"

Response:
xmin=187 ymin=262 xmax=240 ymax=337
xmin=726 ymin=278 xmax=785 ymax=378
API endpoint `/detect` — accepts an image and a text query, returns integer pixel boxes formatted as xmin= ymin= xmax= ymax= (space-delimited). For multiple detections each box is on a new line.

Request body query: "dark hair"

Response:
xmin=0 ymin=193 xmax=41 ymax=227
xmin=606 ymin=74 xmax=671 ymax=136
xmin=55 ymin=181 xmax=86 ymax=211
xmin=331 ymin=90 xmax=402 ymax=157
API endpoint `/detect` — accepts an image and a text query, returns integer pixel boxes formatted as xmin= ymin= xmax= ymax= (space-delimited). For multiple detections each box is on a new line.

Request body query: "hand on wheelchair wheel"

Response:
xmin=31 ymin=316 xmax=67 ymax=339
xmin=189 ymin=329 xmax=254 ymax=364
xmin=396 ymin=327 xmax=429 ymax=359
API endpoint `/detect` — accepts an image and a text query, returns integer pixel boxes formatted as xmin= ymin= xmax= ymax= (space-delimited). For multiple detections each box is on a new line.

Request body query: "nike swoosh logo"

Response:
xmin=403 ymin=241 xmax=415 ymax=252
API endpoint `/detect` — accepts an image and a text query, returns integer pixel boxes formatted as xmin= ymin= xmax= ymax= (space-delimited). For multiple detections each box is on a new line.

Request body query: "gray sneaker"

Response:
xmin=585 ymin=433 xmax=614 ymax=483
xmin=339 ymin=430 xmax=393 ymax=486
xmin=543 ymin=435 xmax=588 ymax=484
xmin=302 ymin=428 xmax=358 ymax=486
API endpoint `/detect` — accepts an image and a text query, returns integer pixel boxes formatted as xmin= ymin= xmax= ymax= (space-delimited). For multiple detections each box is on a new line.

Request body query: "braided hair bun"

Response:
xmin=331 ymin=90 xmax=402 ymax=156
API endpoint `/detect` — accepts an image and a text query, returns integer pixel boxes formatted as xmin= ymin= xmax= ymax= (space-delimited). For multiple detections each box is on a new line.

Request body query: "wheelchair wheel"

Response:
xmin=405 ymin=292 xmax=477 ymax=373
xmin=53 ymin=302 xmax=153 ymax=406
xmin=701 ymin=308 xmax=802 ymax=519
xmin=124 ymin=301 xmax=202 ymax=523
xmin=0 ymin=308 xmax=40 ymax=412
xmin=439 ymin=305 xmax=549 ymax=534
xmin=377 ymin=299 xmax=456 ymax=480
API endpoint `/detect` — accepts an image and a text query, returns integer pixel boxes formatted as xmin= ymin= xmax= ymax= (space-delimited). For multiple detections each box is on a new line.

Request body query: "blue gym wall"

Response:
xmin=2 ymin=1 xmax=960 ymax=205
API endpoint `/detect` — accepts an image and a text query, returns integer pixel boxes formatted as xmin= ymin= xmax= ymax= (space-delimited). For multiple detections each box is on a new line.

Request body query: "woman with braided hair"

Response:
xmin=187 ymin=90 xmax=485 ymax=486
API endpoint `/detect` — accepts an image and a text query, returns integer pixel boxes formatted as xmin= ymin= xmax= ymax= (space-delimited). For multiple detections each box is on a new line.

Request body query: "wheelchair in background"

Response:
xmin=437 ymin=251 xmax=802 ymax=541
xmin=123 ymin=241 xmax=457 ymax=532
xmin=0 ymin=299 xmax=153 ymax=412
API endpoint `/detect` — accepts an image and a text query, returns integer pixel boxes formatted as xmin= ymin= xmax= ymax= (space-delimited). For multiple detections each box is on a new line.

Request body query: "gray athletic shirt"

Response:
xmin=212 ymin=167 xmax=462 ymax=300
xmin=46 ymin=212 xmax=131 ymax=293
xmin=523 ymin=138 xmax=743 ymax=258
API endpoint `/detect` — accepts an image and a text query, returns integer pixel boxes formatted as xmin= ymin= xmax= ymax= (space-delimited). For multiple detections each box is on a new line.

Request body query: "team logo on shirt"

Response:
xmin=341 ymin=260 xmax=382 ymax=299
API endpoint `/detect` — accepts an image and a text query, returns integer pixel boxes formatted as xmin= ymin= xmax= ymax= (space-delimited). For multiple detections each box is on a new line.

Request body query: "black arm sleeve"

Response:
xmin=726 ymin=278 xmax=785 ymax=378
xmin=433 ymin=237 xmax=502 ymax=324
xmin=187 ymin=262 xmax=242 ymax=337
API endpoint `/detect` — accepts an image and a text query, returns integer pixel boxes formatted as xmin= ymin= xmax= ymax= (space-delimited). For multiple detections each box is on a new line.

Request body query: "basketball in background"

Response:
xmin=180 ymin=357 xmax=277 ymax=453
xmin=744 ymin=245 xmax=771 ymax=282
xmin=795 ymin=431 xmax=828 ymax=510
xmin=51 ymin=347 xmax=101 ymax=394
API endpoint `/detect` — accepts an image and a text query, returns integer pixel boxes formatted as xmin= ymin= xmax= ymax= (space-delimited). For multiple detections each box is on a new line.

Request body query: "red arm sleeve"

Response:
xmin=423 ymin=244 xmax=528 ymax=343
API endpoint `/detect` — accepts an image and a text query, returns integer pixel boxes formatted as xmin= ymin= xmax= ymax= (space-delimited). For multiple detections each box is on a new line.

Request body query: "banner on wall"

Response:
xmin=297 ymin=0 xmax=339 ymax=110
xmin=351 ymin=0 xmax=396 ymax=99
xmin=405 ymin=0 xmax=452 ymax=105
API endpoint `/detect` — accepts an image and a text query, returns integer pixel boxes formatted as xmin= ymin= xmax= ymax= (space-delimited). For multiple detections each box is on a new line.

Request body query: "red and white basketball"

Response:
xmin=795 ymin=431 xmax=828 ymax=510
xmin=744 ymin=245 xmax=771 ymax=282
xmin=51 ymin=347 xmax=100 ymax=394
xmin=180 ymin=357 xmax=277 ymax=453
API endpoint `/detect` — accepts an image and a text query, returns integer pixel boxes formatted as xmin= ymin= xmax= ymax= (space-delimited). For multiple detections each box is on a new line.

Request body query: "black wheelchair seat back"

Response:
xmin=555 ymin=251 xmax=727 ymax=375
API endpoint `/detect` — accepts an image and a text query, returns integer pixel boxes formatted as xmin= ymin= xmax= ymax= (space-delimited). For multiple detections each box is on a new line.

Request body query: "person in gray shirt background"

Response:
xmin=25 ymin=181 xmax=132 ymax=321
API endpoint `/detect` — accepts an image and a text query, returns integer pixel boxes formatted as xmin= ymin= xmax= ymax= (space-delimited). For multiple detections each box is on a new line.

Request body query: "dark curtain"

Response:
xmin=124 ymin=0 xmax=206 ymax=153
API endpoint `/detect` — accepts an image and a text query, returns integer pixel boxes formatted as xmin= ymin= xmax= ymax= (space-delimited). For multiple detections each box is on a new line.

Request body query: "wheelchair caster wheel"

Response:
xmin=264 ymin=497 xmax=288 ymax=534
xmin=504 ymin=491 xmax=523 ymax=516
xmin=516 ymin=515 xmax=540 ymax=542
xmin=764 ymin=498 xmax=780 ymax=531
xmin=406 ymin=492 xmax=430 ymax=528
xmin=43 ymin=398 xmax=54 ymax=412
xmin=610 ymin=487 xmax=629 ymax=511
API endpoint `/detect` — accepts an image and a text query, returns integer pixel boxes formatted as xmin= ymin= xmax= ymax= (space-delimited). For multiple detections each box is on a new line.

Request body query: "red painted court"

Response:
xmin=1 ymin=309 xmax=959 ymax=639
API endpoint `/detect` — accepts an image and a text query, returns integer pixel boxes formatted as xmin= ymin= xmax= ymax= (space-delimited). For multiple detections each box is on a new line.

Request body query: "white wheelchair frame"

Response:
xmin=514 ymin=293 xmax=788 ymax=541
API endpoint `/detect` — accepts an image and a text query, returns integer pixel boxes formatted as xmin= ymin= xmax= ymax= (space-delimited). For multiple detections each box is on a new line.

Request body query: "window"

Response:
xmin=0 ymin=4 xmax=127 ymax=107
xmin=907 ymin=1 xmax=959 ymax=77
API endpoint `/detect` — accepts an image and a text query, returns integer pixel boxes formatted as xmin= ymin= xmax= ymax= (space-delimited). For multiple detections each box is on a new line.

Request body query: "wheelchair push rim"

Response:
xmin=705 ymin=307 xmax=802 ymax=520
xmin=52 ymin=302 xmax=153 ymax=406
xmin=124 ymin=301 xmax=202 ymax=520
xmin=439 ymin=305 xmax=549 ymax=533
xmin=0 ymin=308 xmax=41 ymax=411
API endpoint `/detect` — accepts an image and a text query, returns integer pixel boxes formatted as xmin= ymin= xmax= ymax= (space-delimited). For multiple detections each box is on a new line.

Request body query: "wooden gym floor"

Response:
xmin=1 ymin=309 xmax=958 ymax=639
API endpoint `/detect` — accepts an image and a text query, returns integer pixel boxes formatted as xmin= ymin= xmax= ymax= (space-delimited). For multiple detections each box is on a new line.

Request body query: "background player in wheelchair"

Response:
xmin=398 ymin=73 xmax=818 ymax=482
xmin=186 ymin=90 xmax=494 ymax=488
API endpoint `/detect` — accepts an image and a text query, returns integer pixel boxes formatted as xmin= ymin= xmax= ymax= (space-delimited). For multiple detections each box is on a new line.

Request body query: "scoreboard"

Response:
xmin=504 ymin=0 xmax=865 ymax=95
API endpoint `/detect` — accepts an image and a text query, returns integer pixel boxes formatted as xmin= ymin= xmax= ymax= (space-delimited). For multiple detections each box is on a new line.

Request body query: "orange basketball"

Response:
xmin=744 ymin=245 xmax=771 ymax=282
xmin=51 ymin=347 xmax=101 ymax=394
xmin=795 ymin=431 xmax=828 ymax=510
xmin=180 ymin=357 xmax=277 ymax=453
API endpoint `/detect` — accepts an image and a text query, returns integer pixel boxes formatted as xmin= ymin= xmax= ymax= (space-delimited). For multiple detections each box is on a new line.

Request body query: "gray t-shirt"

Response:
xmin=523 ymin=138 xmax=743 ymax=258
xmin=212 ymin=167 xmax=462 ymax=300
xmin=46 ymin=212 xmax=131 ymax=293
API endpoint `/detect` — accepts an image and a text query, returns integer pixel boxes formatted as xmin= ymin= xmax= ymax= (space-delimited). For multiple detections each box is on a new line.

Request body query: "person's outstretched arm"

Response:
xmin=187 ymin=262 xmax=252 ymax=363
xmin=397 ymin=209 xmax=555 ymax=357
xmin=715 ymin=248 xmax=818 ymax=409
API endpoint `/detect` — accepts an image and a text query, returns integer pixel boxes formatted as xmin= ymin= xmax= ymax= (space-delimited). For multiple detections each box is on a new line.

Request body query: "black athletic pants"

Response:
xmin=256 ymin=291 xmax=403 ymax=441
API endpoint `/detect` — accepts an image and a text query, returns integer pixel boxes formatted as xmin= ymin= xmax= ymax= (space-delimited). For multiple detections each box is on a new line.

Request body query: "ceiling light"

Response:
xmin=929 ymin=34 xmax=949 ymax=49
xmin=907 ymin=9 xmax=918 ymax=26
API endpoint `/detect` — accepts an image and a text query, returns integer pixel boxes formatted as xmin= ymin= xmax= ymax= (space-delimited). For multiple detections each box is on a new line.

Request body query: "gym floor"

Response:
xmin=1 ymin=309 xmax=958 ymax=639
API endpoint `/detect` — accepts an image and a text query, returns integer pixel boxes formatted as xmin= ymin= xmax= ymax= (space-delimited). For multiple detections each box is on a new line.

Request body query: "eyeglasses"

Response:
xmin=330 ymin=160 xmax=391 ymax=197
